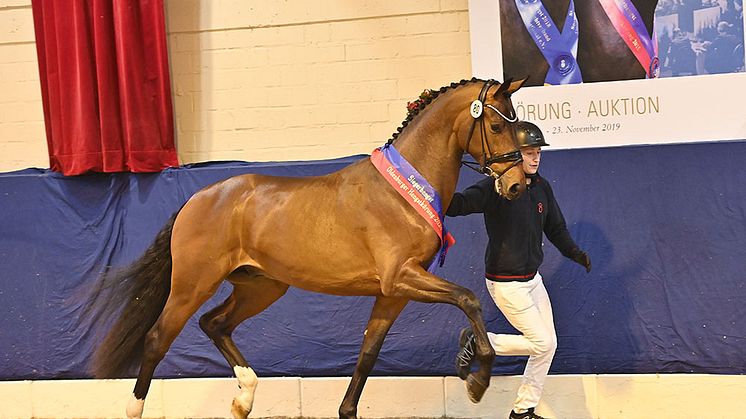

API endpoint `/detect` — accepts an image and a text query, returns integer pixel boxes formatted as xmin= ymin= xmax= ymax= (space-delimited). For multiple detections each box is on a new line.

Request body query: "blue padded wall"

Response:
xmin=1 ymin=141 xmax=744 ymax=379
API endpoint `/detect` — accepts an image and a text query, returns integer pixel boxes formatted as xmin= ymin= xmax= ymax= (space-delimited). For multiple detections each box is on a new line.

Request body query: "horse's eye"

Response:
xmin=490 ymin=123 xmax=502 ymax=133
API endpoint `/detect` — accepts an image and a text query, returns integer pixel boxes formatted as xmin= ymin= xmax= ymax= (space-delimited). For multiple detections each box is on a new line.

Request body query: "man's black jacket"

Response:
xmin=446 ymin=174 xmax=581 ymax=278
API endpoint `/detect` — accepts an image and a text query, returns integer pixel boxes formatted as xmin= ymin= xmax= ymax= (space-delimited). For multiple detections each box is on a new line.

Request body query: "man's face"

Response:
xmin=521 ymin=146 xmax=541 ymax=175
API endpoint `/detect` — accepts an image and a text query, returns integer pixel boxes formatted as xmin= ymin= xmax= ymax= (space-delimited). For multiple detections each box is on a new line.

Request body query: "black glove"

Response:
xmin=571 ymin=250 xmax=591 ymax=273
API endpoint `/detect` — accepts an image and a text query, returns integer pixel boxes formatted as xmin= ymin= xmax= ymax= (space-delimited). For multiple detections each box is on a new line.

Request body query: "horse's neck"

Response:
xmin=599 ymin=0 xmax=658 ymax=33
xmin=392 ymin=104 xmax=466 ymax=204
xmin=502 ymin=0 xmax=572 ymax=28
xmin=544 ymin=0 xmax=572 ymax=29
xmin=633 ymin=0 xmax=658 ymax=35
xmin=577 ymin=0 xmax=658 ymax=63
xmin=394 ymin=130 xmax=463 ymax=204
xmin=579 ymin=1 xmax=657 ymax=34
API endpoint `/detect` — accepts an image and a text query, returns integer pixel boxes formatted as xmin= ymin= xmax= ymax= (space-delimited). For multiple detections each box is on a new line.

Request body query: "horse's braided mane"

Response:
xmin=386 ymin=76 xmax=490 ymax=145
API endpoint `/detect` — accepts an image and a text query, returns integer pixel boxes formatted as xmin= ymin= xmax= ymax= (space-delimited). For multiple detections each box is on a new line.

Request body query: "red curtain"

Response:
xmin=31 ymin=0 xmax=179 ymax=175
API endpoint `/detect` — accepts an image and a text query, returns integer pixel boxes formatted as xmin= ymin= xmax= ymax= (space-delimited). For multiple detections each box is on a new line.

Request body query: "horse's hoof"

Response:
xmin=465 ymin=373 xmax=489 ymax=403
xmin=231 ymin=398 xmax=250 ymax=419
xmin=126 ymin=395 xmax=145 ymax=419
xmin=338 ymin=407 xmax=358 ymax=419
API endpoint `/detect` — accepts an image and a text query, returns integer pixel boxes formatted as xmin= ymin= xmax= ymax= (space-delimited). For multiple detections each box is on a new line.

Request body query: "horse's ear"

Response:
xmin=505 ymin=77 xmax=529 ymax=95
xmin=494 ymin=77 xmax=513 ymax=97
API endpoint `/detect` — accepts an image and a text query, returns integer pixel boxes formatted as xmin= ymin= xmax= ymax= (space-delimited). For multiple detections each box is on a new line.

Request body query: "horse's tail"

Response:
xmin=84 ymin=212 xmax=178 ymax=378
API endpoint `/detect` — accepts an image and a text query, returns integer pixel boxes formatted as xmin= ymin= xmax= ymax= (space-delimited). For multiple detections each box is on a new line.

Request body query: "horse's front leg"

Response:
xmin=386 ymin=260 xmax=494 ymax=403
xmin=338 ymin=296 xmax=408 ymax=419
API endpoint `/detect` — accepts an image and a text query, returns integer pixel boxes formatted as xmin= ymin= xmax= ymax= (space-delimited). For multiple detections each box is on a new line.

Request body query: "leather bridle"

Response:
xmin=461 ymin=80 xmax=523 ymax=181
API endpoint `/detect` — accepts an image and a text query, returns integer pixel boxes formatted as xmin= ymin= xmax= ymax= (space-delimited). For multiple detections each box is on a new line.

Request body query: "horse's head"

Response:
xmin=460 ymin=78 xmax=528 ymax=200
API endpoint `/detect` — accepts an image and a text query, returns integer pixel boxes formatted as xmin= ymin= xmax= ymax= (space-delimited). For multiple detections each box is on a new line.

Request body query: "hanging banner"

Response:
xmin=468 ymin=0 xmax=746 ymax=149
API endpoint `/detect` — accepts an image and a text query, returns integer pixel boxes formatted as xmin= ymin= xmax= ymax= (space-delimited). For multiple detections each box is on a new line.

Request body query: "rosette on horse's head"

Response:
xmin=460 ymin=77 xmax=528 ymax=200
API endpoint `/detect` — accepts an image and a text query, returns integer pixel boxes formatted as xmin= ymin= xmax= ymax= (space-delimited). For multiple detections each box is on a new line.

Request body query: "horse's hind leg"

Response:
xmin=339 ymin=296 xmax=408 ymax=419
xmin=199 ymin=270 xmax=289 ymax=419
xmin=128 ymin=266 xmax=227 ymax=419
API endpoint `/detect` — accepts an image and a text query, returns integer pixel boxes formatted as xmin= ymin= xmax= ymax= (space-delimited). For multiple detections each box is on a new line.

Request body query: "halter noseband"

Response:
xmin=462 ymin=80 xmax=522 ymax=180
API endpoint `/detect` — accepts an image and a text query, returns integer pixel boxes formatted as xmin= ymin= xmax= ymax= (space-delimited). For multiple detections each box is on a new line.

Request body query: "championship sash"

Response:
xmin=370 ymin=144 xmax=456 ymax=272
xmin=599 ymin=0 xmax=659 ymax=78
xmin=515 ymin=0 xmax=582 ymax=85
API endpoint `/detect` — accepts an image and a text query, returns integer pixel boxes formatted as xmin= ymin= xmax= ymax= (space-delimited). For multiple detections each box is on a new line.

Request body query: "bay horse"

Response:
xmin=500 ymin=0 xmax=659 ymax=85
xmin=83 ymin=78 xmax=528 ymax=419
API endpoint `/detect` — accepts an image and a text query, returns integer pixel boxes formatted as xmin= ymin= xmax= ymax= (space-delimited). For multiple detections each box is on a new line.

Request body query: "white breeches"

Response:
xmin=485 ymin=273 xmax=557 ymax=413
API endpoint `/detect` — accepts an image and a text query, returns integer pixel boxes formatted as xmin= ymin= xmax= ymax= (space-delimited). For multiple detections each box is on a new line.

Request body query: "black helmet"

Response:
xmin=515 ymin=121 xmax=550 ymax=148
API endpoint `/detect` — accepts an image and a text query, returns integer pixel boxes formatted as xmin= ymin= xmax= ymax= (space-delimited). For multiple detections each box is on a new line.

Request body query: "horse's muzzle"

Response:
xmin=493 ymin=176 xmax=525 ymax=200
xmin=503 ymin=181 xmax=524 ymax=200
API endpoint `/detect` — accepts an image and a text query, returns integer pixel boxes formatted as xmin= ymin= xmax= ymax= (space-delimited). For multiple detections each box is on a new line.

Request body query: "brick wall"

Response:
xmin=0 ymin=0 xmax=471 ymax=172
xmin=0 ymin=1 xmax=47 ymax=172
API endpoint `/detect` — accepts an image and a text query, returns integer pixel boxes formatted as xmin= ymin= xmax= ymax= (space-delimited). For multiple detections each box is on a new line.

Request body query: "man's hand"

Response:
xmin=571 ymin=250 xmax=591 ymax=273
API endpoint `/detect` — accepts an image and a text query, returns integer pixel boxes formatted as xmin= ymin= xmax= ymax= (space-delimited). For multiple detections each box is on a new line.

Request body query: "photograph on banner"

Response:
xmin=468 ymin=0 xmax=746 ymax=148
xmin=656 ymin=0 xmax=744 ymax=77
xmin=499 ymin=0 xmax=744 ymax=86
